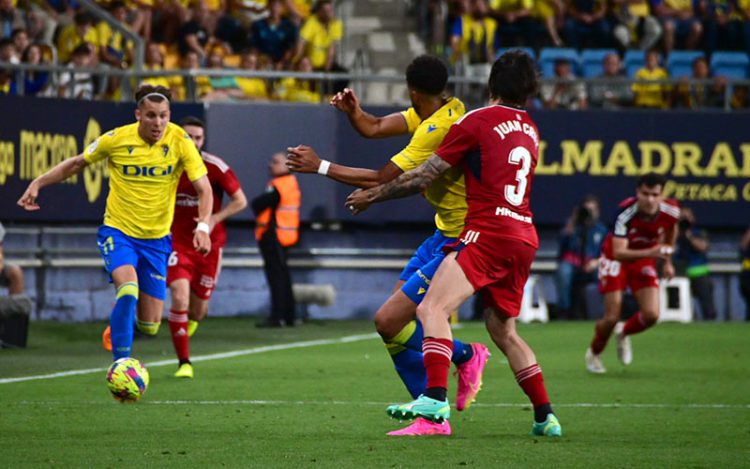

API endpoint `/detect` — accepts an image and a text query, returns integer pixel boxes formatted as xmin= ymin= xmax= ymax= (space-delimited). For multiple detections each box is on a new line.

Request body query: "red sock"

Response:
xmin=623 ymin=312 xmax=652 ymax=336
xmin=590 ymin=322 xmax=612 ymax=355
xmin=515 ymin=364 xmax=550 ymax=407
xmin=422 ymin=337 xmax=453 ymax=391
xmin=168 ymin=309 xmax=190 ymax=362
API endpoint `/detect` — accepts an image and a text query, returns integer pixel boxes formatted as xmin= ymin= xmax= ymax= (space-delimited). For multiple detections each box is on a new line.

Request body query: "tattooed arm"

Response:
xmin=345 ymin=155 xmax=452 ymax=214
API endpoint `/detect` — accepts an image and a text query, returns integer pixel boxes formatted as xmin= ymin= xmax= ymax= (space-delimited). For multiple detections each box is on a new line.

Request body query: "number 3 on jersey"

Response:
xmin=504 ymin=146 xmax=531 ymax=206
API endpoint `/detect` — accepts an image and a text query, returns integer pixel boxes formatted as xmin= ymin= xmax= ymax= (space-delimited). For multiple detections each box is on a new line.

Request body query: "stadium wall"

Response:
xmin=1 ymin=96 xmax=749 ymax=227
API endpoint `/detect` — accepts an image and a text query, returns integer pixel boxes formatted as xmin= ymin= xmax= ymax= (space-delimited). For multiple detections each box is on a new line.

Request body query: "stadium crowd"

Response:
xmin=0 ymin=0 xmax=345 ymax=102
xmin=1 ymin=0 xmax=750 ymax=107
xmin=420 ymin=0 xmax=750 ymax=109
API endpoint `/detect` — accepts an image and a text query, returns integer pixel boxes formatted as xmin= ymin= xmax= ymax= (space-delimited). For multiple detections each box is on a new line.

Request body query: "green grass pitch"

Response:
xmin=1 ymin=319 xmax=748 ymax=468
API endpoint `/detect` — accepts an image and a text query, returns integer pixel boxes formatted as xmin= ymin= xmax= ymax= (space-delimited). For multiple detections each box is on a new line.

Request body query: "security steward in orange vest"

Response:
xmin=252 ymin=152 xmax=301 ymax=327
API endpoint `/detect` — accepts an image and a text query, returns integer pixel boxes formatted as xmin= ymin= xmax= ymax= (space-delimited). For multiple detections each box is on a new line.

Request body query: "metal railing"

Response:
xmin=3 ymin=60 xmax=750 ymax=109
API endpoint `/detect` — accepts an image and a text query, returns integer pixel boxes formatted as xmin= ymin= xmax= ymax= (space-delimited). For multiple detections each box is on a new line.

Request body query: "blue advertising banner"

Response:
xmin=529 ymin=110 xmax=750 ymax=227
xmin=0 ymin=96 xmax=204 ymax=222
xmin=1 ymin=96 xmax=747 ymax=227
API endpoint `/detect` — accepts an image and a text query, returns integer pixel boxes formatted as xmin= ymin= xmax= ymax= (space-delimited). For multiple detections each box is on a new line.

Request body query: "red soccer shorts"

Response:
xmin=166 ymin=246 xmax=223 ymax=300
xmin=446 ymin=230 xmax=536 ymax=318
xmin=598 ymin=254 xmax=659 ymax=294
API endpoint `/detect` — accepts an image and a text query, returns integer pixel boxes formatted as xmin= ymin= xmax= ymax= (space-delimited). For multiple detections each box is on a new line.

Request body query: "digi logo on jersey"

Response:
xmin=122 ymin=165 xmax=174 ymax=177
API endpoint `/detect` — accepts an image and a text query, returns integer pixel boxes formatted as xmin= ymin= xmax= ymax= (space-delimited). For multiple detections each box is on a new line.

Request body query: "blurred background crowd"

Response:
xmin=1 ymin=0 xmax=749 ymax=107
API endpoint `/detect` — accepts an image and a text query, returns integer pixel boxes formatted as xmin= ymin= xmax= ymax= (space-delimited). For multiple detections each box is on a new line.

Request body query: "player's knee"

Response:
xmin=136 ymin=319 xmax=160 ymax=336
xmin=190 ymin=302 xmax=209 ymax=321
xmin=641 ymin=310 xmax=659 ymax=326
xmin=373 ymin=309 xmax=400 ymax=339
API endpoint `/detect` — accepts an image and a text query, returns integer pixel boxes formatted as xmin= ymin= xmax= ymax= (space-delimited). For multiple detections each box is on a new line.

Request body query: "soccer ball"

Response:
xmin=105 ymin=357 xmax=149 ymax=402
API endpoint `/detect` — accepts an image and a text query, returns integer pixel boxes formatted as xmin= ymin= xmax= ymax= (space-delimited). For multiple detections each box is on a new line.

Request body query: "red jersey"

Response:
xmin=435 ymin=104 xmax=540 ymax=248
xmin=603 ymin=197 xmax=680 ymax=252
xmin=171 ymin=151 xmax=241 ymax=249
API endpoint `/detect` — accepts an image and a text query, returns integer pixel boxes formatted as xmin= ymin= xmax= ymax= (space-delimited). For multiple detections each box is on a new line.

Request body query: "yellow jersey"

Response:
xmin=56 ymin=23 xmax=100 ymax=63
xmin=391 ymin=98 xmax=467 ymax=237
xmin=632 ymin=67 xmax=670 ymax=109
xmin=299 ymin=16 xmax=343 ymax=69
xmin=236 ymin=76 xmax=269 ymax=99
xmin=84 ymin=122 xmax=207 ymax=239
xmin=490 ymin=0 xmax=534 ymax=13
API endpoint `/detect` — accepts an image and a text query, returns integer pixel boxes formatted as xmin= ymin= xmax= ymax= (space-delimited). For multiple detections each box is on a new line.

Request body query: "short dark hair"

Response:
xmin=637 ymin=172 xmax=667 ymax=188
xmin=71 ymin=43 xmax=91 ymax=57
xmin=135 ymin=84 xmax=172 ymax=106
xmin=11 ymin=28 xmax=27 ymax=39
xmin=312 ymin=0 xmax=332 ymax=12
xmin=109 ymin=0 xmax=126 ymax=10
xmin=405 ymin=55 xmax=448 ymax=96
xmin=0 ymin=38 xmax=13 ymax=49
xmin=179 ymin=116 xmax=204 ymax=128
xmin=74 ymin=12 xmax=94 ymax=26
xmin=488 ymin=50 xmax=539 ymax=105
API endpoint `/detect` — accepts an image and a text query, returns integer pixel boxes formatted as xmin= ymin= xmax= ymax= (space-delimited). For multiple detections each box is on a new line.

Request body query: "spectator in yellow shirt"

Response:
xmin=632 ymin=49 xmax=671 ymax=109
xmin=275 ymin=55 xmax=321 ymax=103
xmin=451 ymin=0 xmax=497 ymax=64
xmin=612 ymin=0 xmax=663 ymax=50
xmin=531 ymin=0 xmax=565 ymax=47
xmin=488 ymin=0 xmax=534 ymax=47
xmin=235 ymin=51 xmax=269 ymax=100
xmin=56 ymin=11 xmax=99 ymax=63
xmin=141 ymin=42 xmax=172 ymax=90
xmin=652 ymin=0 xmax=702 ymax=54
xmin=292 ymin=0 xmax=346 ymax=94
xmin=293 ymin=0 xmax=342 ymax=71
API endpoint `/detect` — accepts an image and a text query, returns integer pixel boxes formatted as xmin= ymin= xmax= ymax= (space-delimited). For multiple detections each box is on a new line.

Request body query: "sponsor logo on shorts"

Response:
xmin=150 ymin=273 xmax=166 ymax=282
xmin=461 ymin=230 xmax=480 ymax=245
xmin=416 ymin=269 xmax=431 ymax=286
xmin=199 ymin=275 xmax=215 ymax=288
xmin=641 ymin=266 xmax=657 ymax=278
xmin=495 ymin=206 xmax=532 ymax=224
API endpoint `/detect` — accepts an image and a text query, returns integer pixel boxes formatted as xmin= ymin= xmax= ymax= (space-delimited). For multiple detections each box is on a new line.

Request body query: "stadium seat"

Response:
xmin=538 ymin=48 xmax=580 ymax=77
xmin=667 ymin=51 xmax=705 ymax=78
xmin=580 ymin=49 xmax=618 ymax=78
xmin=623 ymin=49 xmax=649 ymax=77
xmin=658 ymin=277 xmax=693 ymax=323
xmin=710 ymin=51 xmax=750 ymax=79
xmin=518 ymin=275 xmax=549 ymax=323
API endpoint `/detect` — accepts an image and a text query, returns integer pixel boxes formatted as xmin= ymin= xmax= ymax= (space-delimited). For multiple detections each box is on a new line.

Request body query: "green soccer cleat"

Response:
xmin=386 ymin=395 xmax=451 ymax=423
xmin=174 ymin=362 xmax=194 ymax=379
xmin=530 ymin=413 xmax=562 ymax=437
xmin=187 ymin=320 xmax=199 ymax=338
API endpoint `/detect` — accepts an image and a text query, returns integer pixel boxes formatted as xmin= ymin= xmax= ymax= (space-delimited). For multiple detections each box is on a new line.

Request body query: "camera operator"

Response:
xmin=556 ymin=195 xmax=608 ymax=319
xmin=674 ymin=207 xmax=716 ymax=320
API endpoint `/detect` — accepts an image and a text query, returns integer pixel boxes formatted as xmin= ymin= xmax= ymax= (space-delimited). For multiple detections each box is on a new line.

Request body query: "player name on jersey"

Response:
xmin=492 ymin=118 xmax=539 ymax=146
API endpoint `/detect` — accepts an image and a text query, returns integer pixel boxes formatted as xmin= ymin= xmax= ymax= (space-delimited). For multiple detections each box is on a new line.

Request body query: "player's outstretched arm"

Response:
xmin=287 ymin=145 xmax=402 ymax=189
xmin=345 ymin=154 xmax=450 ymax=214
xmin=330 ymin=88 xmax=408 ymax=138
xmin=17 ymin=154 xmax=88 ymax=211
xmin=211 ymin=188 xmax=248 ymax=230
xmin=611 ymin=236 xmax=672 ymax=262
xmin=191 ymin=175 xmax=213 ymax=255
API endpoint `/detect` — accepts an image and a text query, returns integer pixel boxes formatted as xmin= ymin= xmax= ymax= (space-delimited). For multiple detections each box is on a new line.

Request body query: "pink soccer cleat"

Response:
xmin=386 ymin=417 xmax=452 ymax=436
xmin=454 ymin=343 xmax=490 ymax=411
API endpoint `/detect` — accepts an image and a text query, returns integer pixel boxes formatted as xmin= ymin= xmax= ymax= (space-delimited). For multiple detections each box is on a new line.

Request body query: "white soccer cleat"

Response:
xmin=614 ymin=322 xmax=632 ymax=365
xmin=585 ymin=347 xmax=606 ymax=374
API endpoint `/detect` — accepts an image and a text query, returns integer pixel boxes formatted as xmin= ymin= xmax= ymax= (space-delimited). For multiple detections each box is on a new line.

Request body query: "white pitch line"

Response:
xmin=0 ymin=332 xmax=381 ymax=385
xmin=10 ymin=400 xmax=750 ymax=410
